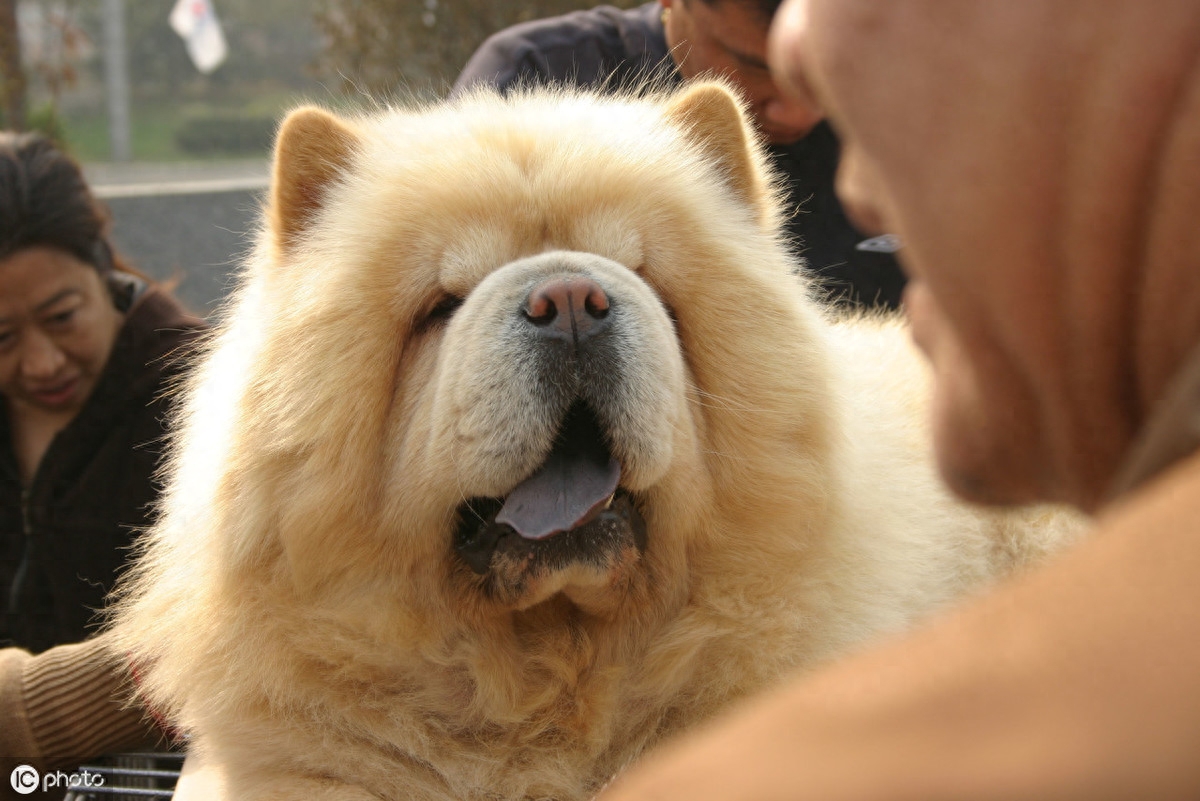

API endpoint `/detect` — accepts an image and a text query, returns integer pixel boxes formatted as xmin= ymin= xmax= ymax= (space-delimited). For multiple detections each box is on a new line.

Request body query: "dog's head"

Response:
xmin=134 ymin=83 xmax=835 ymax=672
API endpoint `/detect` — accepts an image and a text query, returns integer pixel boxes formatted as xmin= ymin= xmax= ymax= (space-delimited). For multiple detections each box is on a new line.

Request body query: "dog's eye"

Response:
xmin=419 ymin=294 xmax=464 ymax=331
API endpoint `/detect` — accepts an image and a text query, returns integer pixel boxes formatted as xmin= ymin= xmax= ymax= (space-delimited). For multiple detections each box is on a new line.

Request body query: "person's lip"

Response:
xmin=840 ymin=196 xmax=888 ymax=241
xmin=28 ymin=376 xmax=82 ymax=408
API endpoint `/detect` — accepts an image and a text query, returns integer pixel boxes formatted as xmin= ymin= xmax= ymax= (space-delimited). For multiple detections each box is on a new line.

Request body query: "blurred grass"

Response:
xmin=58 ymin=90 xmax=327 ymax=163
xmin=62 ymin=106 xmax=177 ymax=161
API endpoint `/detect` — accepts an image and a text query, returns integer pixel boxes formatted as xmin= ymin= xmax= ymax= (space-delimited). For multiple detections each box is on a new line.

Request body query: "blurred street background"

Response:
xmin=1 ymin=0 xmax=639 ymax=316
xmin=88 ymin=159 xmax=267 ymax=316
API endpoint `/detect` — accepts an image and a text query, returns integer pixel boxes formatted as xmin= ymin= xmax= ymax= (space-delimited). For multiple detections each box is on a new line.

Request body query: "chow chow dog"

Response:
xmin=111 ymin=82 xmax=1076 ymax=800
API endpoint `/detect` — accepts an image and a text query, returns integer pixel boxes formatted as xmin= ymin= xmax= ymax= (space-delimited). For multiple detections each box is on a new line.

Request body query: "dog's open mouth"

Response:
xmin=454 ymin=402 xmax=647 ymax=577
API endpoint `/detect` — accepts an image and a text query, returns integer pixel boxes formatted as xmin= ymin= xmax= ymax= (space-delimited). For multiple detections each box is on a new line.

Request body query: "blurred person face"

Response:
xmin=661 ymin=0 xmax=822 ymax=143
xmin=0 ymin=246 xmax=124 ymax=420
xmin=768 ymin=1 xmax=1184 ymax=509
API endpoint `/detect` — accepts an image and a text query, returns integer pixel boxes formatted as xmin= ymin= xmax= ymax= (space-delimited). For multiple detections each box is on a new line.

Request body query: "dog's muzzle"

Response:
xmin=453 ymin=402 xmax=647 ymax=576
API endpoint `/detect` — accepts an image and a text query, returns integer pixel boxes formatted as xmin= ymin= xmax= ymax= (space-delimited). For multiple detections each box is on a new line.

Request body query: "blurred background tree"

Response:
xmin=11 ymin=0 xmax=325 ymax=158
xmin=6 ymin=0 xmax=640 ymax=160
xmin=1 ymin=0 xmax=29 ymax=129
xmin=314 ymin=0 xmax=641 ymax=99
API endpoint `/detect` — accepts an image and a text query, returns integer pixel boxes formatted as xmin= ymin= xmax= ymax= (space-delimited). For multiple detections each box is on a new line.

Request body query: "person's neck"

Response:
xmin=1052 ymin=12 xmax=1200 ymax=511
xmin=1131 ymin=57 xmax=1200 ymax=429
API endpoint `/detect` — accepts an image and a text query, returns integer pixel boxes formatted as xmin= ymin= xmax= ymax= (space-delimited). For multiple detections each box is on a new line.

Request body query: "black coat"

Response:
xmin=0 ymin=288 xmax=206 ymax=653
xmin=453 ymin=2 xmax=907 ymax=310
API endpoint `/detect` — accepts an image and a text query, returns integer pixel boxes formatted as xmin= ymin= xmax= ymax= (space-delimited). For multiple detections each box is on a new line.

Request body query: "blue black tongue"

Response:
xmin=495 ymin=404 xmax=620 ymax=540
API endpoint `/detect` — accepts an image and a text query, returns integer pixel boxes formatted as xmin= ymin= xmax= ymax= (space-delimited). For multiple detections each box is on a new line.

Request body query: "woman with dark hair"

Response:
xmin=0 ymin=132 xmax=206 ymax=769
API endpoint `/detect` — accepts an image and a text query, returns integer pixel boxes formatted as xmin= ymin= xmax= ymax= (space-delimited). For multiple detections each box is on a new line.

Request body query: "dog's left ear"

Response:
xmin=268 ymin=106 xmax=361 ymax=251
xmin=665 ymin=81 xmax=773 ymax=221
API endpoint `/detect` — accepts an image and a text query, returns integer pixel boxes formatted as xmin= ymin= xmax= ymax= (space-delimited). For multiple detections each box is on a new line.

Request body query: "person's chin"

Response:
xmin=933 ymin=417 xmax=1011 ymax=505
xmin=930 ymin=380 xmax=1046 ymax=507
xmin=938 ymin=455 xmax=1045 ymax=507
xmin=27 ymin=376 xmax=85 ymax=412
xmin=938 ymin=456 xmax=1022 ymax=506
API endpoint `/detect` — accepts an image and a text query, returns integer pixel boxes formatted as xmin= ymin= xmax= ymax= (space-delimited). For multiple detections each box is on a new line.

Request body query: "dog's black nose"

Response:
xmin=523 ymin=275 xmax=611 ymax=342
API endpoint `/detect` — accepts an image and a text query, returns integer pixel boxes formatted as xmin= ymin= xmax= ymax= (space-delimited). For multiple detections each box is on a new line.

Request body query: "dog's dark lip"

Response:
xmin=453 ymin=488 xmax=646 ymax=576
xmin=453 ymin=399 xmax=649 ymax=576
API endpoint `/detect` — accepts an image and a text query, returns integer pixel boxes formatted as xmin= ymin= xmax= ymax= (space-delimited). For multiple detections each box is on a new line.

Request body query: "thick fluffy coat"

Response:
xmin=111 ymin=83 xmax=1074 ymax=800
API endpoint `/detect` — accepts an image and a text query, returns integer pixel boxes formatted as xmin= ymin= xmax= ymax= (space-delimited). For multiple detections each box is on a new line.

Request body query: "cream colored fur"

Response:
xmin=110 ymin=82 xmax=1078 ymax=801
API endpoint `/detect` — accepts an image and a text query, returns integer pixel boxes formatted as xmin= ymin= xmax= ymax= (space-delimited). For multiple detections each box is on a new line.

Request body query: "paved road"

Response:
xmin=85 ymin=160 xmax=270 ymax=318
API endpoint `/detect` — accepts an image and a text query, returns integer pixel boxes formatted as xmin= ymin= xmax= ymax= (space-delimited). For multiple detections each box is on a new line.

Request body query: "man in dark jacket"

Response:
xmin=453 ymin=0 xmax=906 ymax=310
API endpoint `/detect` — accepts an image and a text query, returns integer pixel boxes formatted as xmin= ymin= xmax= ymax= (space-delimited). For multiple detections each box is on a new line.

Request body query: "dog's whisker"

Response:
xmin=687 ymin=389 xmax=772 ymax=415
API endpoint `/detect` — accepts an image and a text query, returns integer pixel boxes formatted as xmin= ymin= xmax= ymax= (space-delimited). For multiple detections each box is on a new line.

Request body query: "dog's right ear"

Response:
xmin=268 ymin=106 xmax=361 ymax=251
xmin=665 ymin=81 xmax=772 ymax=220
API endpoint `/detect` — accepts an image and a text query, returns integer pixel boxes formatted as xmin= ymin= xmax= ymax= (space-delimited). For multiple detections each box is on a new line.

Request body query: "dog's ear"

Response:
xmin=665 ymin=81 xmax=772 ymax=218
xmin=268 ymin=106 xmax=361 ymax=250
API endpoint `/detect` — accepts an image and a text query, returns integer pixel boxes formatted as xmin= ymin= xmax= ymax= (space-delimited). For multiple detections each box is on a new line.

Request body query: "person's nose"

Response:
xmin=19 ymin=331 xmax=66 ymax=380
xmin=768 ymin=0 xmax=820 ymax=113
xmin=762 ymin=88 xmax=822 ymax=134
